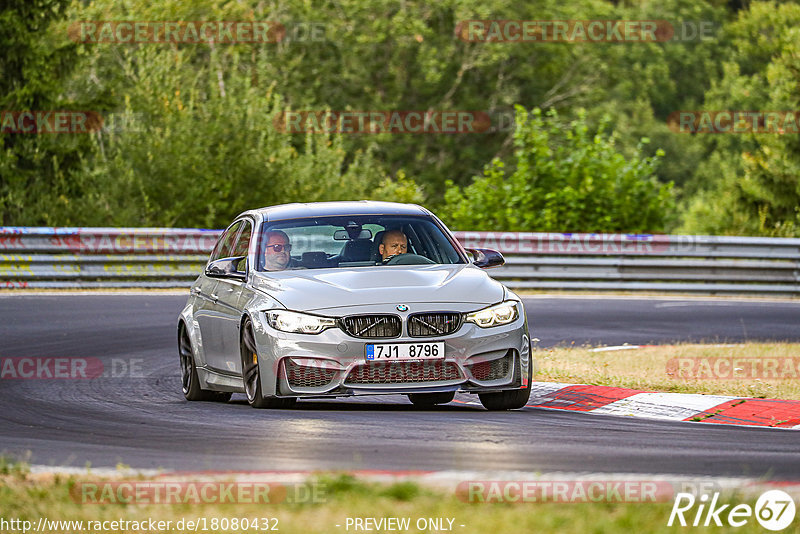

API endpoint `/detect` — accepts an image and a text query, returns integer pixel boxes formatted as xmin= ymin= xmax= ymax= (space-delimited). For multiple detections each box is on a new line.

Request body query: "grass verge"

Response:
xmin=534 ymin=343 xmax=800 ymax=399
xmin=0 ymin=464 xmax=785 ymax=534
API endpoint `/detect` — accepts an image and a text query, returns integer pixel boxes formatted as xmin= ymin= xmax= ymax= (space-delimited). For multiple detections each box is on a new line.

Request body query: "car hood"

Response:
xmin=250 ymin=264 xmax=505 ymax=312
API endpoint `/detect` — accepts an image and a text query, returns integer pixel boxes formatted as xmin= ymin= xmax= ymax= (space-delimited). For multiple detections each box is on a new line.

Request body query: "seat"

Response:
xmin=301 ymin=251 xmax=329 ymax=268
xmin=370 ymin=230 xmax=385 ymax=262
xmin=340 ymin=239 xmax=373 ymax=262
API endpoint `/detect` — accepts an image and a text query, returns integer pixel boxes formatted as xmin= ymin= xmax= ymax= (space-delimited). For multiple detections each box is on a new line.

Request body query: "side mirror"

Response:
xmin=205 ymin=256 xmax=247 ymax=281
xmin=465 ymin=248 xmax=505 ymax=269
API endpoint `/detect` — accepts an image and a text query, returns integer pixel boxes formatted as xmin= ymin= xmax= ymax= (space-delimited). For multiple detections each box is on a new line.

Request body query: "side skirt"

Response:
xmin=198 ymin=366 xmax=245 ymax=393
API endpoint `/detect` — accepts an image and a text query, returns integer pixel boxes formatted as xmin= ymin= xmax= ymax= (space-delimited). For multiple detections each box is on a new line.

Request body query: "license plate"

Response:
xmin=365 ymin=342 xmax=445 ymax=361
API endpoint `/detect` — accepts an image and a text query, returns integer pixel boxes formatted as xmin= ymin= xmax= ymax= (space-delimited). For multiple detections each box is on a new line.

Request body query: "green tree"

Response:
xmin=590 ymin=0 xmax=729 ymax=193
xmin=68 ymin=0 xmax=634 ymax=207
xmin=0 ymin=0 xmax=744 ymax=230
xmin=442 ymin=107 xmax=673 ymax=232
xmin=680 ymin=1 xmax=800 ymax=236
xmin=0 ymin=0 xmax=99 ymax=225
xmin=60 ymin=46 xmax=397 ymax=228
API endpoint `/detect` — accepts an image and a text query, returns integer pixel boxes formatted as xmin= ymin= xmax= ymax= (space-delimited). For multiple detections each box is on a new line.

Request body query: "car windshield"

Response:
xmin=255 ymin=215 xmax=465 ymax=271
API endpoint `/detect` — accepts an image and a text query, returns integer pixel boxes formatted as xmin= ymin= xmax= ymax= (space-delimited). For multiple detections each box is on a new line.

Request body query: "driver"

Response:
xmin=379 ymin=229 xmax=408 ymax=263
xmin=263 ymin=230 xmax=293 ymax=271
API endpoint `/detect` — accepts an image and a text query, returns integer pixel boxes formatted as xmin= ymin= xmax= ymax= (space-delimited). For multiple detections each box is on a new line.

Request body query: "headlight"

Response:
xmin=465 ymin=301 xmax=519 ymax=328
xmin=265 ymin=310 xmax=337 ymax=334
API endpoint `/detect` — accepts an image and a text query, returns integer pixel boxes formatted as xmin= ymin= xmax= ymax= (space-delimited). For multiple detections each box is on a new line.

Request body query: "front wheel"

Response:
xmin=179 ymin=324 xmax=231 ymax=402
xmin=407 ymin=391 xmax=455 ymax=406
xmin=240 ymin=318 xmax=296 ymax=409
xmin=478 ymin=386 xmax=531 ymax=411
xmin=478 ymin=351 xmax=532 ymax=411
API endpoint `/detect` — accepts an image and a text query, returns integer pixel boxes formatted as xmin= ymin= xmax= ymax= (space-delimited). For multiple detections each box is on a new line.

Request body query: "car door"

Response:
xmin=205 ymin=219 xmax=253 ymax=374
xmin=195 ymin=220 xmax=241 ymax=371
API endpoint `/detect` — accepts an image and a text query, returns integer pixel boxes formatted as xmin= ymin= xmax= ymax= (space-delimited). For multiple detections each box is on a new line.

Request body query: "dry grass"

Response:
xmin=533 ymin=343 xmax=800 ymax=399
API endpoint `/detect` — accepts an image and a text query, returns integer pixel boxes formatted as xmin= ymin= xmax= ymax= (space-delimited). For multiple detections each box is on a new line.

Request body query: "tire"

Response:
xmin=179 ymin=324 xmax=231 ymax=402
xmin=407 ymin=391 xmax=456 ymax=406
xmin=478 ymin=350 xmax=532 ymax=411
xmin=240 ymin=318 xmax=296 ymax=409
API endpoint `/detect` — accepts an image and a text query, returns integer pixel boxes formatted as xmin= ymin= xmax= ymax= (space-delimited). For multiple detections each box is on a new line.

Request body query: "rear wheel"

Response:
xmin=478 ymin=350 xmax=532 ymax=411
xmin=241 ymin=318 xmax=296 ymax=409
xmin=179 ymin=324 xmax=231 ymax=402
xmin=407 ymin=391 xmax=455 ymax=406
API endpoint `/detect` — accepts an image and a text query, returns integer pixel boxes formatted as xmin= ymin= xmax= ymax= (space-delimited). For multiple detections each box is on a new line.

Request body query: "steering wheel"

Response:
xmin=385 ymin=253 xmax=435 ymax=265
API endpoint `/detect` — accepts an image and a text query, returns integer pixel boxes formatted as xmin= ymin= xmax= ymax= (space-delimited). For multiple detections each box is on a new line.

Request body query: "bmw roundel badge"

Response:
xmin=396 ymin=304 xmax=409 ymax=312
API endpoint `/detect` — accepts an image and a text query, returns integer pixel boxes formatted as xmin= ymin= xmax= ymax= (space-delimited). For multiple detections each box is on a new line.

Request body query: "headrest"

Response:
xmin=301 ymin=251 xmax=328 ymax=268
xmin=341 ymin=239 xmax=373 ymax=261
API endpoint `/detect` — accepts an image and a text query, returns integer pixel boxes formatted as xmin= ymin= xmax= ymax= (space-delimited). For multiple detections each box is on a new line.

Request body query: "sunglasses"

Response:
xmin=265 ymin=243 xmax=291 ymax=253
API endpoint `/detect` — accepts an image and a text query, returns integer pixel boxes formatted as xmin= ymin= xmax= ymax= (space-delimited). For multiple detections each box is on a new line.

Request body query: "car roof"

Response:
xmin=238 ymin=201 xmax=431 ymax=222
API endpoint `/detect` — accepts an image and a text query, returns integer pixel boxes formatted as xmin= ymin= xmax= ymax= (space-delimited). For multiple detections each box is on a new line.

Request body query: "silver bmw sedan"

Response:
xmin=178 ymin=201 xmax=532 ymax=410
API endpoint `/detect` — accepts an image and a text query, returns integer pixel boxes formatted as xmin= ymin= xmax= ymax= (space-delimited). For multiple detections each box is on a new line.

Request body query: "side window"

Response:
xmin=210 ymin=221 xmax=242 ymax=261
xmin=424 ymin=221 xmax=462 ymax=264
xmin=232 ymin=221 xmax=252 ymax=257
xmin=232 ymin=221 xmax=252 ymax=271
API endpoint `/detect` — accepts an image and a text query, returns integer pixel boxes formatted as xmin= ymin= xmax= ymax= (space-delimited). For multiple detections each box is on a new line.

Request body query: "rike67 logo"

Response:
xmin=668 ymin=490 xmax=796 ymax=530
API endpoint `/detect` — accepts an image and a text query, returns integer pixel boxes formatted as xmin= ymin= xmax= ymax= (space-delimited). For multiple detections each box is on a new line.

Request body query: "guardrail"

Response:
xmin=1 ymin=227 xmax=799 ymax=294
xmin=459 ymin=232 xmax=800 ymax=295
xmin=0 ymin=228 xmax=218 ymax=289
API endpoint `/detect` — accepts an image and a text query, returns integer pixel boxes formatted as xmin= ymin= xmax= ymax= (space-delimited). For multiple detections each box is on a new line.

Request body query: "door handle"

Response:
xmin=210 ymin=294 xmax=219 ymax=303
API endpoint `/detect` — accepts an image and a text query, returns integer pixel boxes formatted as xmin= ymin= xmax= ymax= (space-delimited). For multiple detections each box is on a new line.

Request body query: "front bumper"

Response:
xmin=250 ymin=302 xmax=530 ymax=398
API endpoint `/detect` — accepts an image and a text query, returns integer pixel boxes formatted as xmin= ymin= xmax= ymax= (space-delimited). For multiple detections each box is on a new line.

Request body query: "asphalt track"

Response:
xmin=1 ymin=293 xmax=799 ymax=478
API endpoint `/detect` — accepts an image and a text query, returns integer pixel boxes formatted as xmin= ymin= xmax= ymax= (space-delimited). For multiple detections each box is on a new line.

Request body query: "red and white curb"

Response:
xmin=526 ymin=382 xmax=800 ymax=429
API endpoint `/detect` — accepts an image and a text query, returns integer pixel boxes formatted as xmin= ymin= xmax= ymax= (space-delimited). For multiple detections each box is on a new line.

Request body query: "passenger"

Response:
xmin=263 ymin=230 xmax=293 ymax=271
xmin=379 ymin=229 xmax=408 ymax=263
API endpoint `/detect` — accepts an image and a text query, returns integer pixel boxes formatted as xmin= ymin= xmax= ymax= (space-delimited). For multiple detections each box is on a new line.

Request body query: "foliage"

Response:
xmin=680 ymin=1 xmax=800 ymax=236
xmin=2 ymin=0 xmax=798 ymax=236
xmin=0 ymin=0 xmax=96 ymax=225
xmin=442 ymin=107 xmax=673 ymax=232
xmin=68 ymin=46 xmax=392 ymax=227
